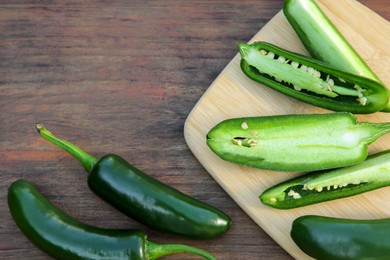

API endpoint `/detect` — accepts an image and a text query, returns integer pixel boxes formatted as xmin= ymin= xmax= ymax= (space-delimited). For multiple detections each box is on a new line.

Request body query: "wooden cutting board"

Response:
xmin=184 ymin=0 xmax=390 ymax=259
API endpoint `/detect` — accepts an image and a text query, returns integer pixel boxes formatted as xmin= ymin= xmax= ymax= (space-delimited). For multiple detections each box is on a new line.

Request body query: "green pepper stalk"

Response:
xmin=206 ymin=112 xmax=390 ymax=172
xmin=8 ymin=179 xmax=216 ymax=260
xmin=283 ymin=0 xmax=390 ymax=112
xmin=260 ymin=149 xmax=390 ymax=209
xmin=291 ymin=214 xmax=390 ymax=260
xmin=239 ymin=42 xmax=389 ymax=114
xmin=36 ymin=123 xmax=231 ymax=240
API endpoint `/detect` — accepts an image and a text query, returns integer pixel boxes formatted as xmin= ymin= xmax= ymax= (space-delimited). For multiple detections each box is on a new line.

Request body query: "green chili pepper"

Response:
xmin=238 ymin=42 xmax=389 ymax=114
xmin=260 ymin=149 xmax=390 ymax=209
xmin=8 ymin=179 xmax=215 ymax=260
xmin=206 ymin=112 xmax=390 ymax=172
xmin=283 ymin=0 xmax=390 ymax=112
xmin=36 ymin=123 xmax=231 ymax=239
xmin=291 ymin=214 xmax=390 ymax=260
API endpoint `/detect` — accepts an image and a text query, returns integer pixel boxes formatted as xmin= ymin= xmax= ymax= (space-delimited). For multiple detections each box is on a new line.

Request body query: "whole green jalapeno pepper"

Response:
xmin=36 ymin=123 xmax=231 ymax=239
xmin=291 ymin=214 xmax=390 ymax=260
xmin=260 ymin=149 xmax=390 ymax=209
xmin=238 ymin=42 xmax=389 ymax=114
xmin=283 ymin=0 xmax=390 ymax=112
xmin=206 ymin=112 xmax=390 ymax=172
xmin=8 ymin=179 xmax=215 ymax=260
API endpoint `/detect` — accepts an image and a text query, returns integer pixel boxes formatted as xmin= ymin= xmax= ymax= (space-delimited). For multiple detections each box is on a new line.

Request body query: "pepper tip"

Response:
xmin=238 ymin=43 xmax=251 ymax=59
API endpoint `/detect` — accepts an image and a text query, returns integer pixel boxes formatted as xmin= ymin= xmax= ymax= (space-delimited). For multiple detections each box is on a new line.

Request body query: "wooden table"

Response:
xmin=1 ymin=1 xmax=388 ymax=259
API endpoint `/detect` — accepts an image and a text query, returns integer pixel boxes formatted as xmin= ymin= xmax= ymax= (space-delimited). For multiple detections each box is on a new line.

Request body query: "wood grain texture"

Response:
xmin=184 ymin=0 xmax=390 ymax=259
xmin=0 ymin=1 xmax=388 ymax=259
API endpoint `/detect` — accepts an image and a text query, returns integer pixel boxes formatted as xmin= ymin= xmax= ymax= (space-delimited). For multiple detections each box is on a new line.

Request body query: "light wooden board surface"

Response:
xmin=184 ymin=0 xmax=390 ymax=259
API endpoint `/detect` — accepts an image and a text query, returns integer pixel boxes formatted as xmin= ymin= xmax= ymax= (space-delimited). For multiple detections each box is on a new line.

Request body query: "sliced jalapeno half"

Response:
xmin=206 ymin=112 xmax=390 ymax=172
xmin=260 ymin=149 xmax=390 ymax=209
xmin=283 ymin=0 xmax=381 ymax=83
xmin=239 ymin=42 xmax=389 ymax=114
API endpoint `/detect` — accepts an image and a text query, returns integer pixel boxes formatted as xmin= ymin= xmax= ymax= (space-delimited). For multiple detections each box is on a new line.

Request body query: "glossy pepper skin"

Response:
xmin=206 ymin=112 xmax=390 ymax=172
xmin=8 ymin=179 xmax=216 ymax=260
xmin=291 ymin=214 xmax=390 ymax=260
xmin=239 ymin=42 xmax=389 ymax=114
xmin=36 ymin=123 xmax=231 ymax=239
xmin=283 ymin=0 xmax=390 ymax=112
xmin=260 ymin=149 xmax=390 ymax=209
xmin=89 ymin=154 xmax=231 ymax=239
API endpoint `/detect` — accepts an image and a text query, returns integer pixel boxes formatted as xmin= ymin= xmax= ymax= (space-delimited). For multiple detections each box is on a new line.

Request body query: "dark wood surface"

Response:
xmin=1 ymin=1 xmax=388 ymax=259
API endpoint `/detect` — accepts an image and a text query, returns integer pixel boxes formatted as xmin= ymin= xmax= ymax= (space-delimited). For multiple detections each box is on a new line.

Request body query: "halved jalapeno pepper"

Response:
xmin=260 ymin=149 xmax=390 ymax=209
xmin=206 ymin=112 xmax=390 ymax=172
xmin=239 ymin=42 xmax=389 ymax=114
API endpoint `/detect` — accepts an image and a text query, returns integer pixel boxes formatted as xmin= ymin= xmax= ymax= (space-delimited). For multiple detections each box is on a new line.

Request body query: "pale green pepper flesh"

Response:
xmin=239 ymin=42 xmax=389 ymax=114
xmin=260 ymin=150 xmax=390 ymax=209
xmin=206 ymin=113 xmax=390 ymax=172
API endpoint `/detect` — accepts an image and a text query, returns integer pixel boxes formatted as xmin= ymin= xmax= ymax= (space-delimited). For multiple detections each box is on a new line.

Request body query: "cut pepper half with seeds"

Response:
xmin=260 ymin=149 xmax=390 ymax=209
xmin=206 ymin=112 xmax=390 ymax=172
xmin=239 ymin=42 xmax=389 ymax=114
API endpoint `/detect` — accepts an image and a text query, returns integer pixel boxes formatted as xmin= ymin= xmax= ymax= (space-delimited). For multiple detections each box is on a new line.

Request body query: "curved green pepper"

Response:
xmin=206 ymin=112 xmax=390 ymax=172
xmin=36 ymin=124 xmax=231 ymax=239
xmin=260 ymin=149 xmax=390 ymax=209
xmin=283 ymin=0 xmax=390 ymax=112
xmin=8 ymin=179 xmax=215 ymax=260
xmin=291 ymin=214 xmax=390 ymax=260
xmin=239 ymin=42 xmax=389 ymax=114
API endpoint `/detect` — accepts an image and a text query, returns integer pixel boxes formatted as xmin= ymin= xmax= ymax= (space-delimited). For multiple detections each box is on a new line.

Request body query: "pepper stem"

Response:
xmin=359 ymin=122 xmax=390 ymax=145
xmin=146 ymin=241 xmax=215 ymax=260
xmin=36 ymin=123 xmax=98 ymax=173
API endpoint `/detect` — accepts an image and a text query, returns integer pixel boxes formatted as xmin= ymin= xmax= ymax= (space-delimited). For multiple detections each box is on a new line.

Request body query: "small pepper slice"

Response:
xmin=283 ymin=0 xmax=390 ymax=112
xmin=291 ymin=214 xmax=390 ymax=260
xmin=260 ymin=149 xmax=390 ymax=209
xmin=8 ymin=179 xmax=215 ymax=260
xmin=239 ymin=42 xmax=389 ymax=114
xmin=206 ymin=112 xmax=390 ymax=172
xmin=36 ymin=123 xmax=231 ymax=239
